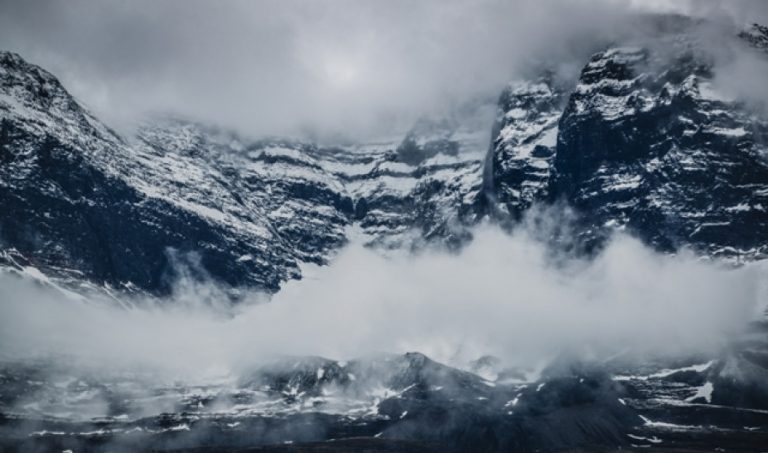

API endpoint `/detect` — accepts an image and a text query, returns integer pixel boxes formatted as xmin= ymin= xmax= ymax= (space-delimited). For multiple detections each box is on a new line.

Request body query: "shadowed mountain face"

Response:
xmin=488 ymin=23 xmax=768 ymax=259
xmin=552 ymin=44 xmax=768 ymax=258
xmin=0 ymin=51 xmax=487 ymax=296
xmin=2 ymin=16 xmax=768 ymax=453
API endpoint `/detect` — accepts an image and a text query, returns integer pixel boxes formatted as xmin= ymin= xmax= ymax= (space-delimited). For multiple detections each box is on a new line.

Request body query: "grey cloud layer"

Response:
xmin=1 ymin=0 xmax=765 ymax=138
xmin=0 ymin=226 xmax=762 ymax=377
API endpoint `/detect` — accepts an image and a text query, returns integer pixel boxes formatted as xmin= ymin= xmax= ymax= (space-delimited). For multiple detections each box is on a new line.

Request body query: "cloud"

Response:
xmin=1 ymin=0 xmax=763 ymax=139
xmin=0 ymin=221 xmax=762 ymax=381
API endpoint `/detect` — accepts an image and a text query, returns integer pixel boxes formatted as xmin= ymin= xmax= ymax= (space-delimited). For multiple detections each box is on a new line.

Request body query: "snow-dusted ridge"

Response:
xmin=2 ymin=20 xmax=768 ymax=297
xmin=0 ymin=51 xmax=486 ymax=296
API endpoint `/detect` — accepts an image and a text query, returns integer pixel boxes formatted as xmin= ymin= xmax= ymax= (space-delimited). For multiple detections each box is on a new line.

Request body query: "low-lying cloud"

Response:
xmin=0 ymin=221 xmax=763 ymax=381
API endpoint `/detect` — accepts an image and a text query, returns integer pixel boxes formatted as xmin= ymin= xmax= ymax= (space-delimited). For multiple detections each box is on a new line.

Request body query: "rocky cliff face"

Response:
xmin=553 ymin=44 xmax=768 ymax=258
xmin=485 ymin=73 xmax=566 ymax=221
xmin=486 ymin=23 xmax=768 ymax=260
xmin=2 ymin=21 xmax=768 ymax=297
xmin=0 ymin=51 xmax=485 ymax=297
xmin=0 ymin=52 xmax=298 ymax=295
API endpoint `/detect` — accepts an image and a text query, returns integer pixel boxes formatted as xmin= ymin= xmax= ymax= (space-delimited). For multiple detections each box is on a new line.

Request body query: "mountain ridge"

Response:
xmin=1 ymin=20 xmax=768 ymax=298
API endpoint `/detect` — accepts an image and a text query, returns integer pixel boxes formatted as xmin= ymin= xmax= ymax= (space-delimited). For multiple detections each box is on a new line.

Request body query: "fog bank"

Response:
xmin=0 ymin=223 xmax=762 ymax=380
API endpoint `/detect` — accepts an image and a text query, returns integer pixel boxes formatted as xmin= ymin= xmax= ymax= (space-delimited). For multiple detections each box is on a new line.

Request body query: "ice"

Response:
xmin=538 ymin=126 xmax=558 ymax=147
xmin=505 ymin=395 xmax=520 ymax=407
xmin=685 ymin=381 xmax=714 ymax=403
xmin=603 ymin=174 xmax=642 ymax=192
xmin=639 ymin=415 xmax=703 ymax=431
xmin=613 ymin=361 xmax=714 ymax=381
xmin=505 ymin=108 xmax=527 ymax=120
xmin=706 ymin=126 xmax=748 ymax=137
xmin=725 ymin=203 xmax=752 ymax=213
xmin=627 ymin=434 xmax=663 ymax=444
xmin=237 ymin=254 xmax=254 ymax=263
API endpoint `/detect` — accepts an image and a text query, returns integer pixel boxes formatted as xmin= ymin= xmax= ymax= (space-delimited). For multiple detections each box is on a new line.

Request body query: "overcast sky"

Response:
xmin=0 ymin=0 xmax=766 ymax=139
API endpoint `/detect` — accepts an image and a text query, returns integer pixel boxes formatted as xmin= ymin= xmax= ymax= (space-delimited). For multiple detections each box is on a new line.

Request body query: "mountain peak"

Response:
xmin=0 ymin=50 xmax=120 ymax=149
xmin=0 ymin=50 xmax=73 ymax=105
xmin=739 ymin=23 xmax=768 ymax=51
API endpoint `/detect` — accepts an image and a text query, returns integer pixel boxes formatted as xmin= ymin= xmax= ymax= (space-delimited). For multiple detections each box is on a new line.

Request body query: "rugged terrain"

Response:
xmin=2 ymin=17 xmax=768 ymax=453
xmin=0 ymin=48 xmax=488 ymax=298
xmin=3 ymin=326 xmax=768 ymax=452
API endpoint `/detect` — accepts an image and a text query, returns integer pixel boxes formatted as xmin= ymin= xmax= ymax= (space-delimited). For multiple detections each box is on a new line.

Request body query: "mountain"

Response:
xmin=553 ymin=42 xmax=768 ymax=258
xmin=484 ymin=72 xmax=566 ymax=222
xmin=4 ymin=22 xmax=768 ymax=298
xmin=0 ymin=51 xmax=485 ymax=297
xmin=3 ymin=17 xmax=768 ymax=453
xmin=488 ymin=22 xmax=768 ymax=259
xmin=4 ymin=330 xmax=768 ymax=452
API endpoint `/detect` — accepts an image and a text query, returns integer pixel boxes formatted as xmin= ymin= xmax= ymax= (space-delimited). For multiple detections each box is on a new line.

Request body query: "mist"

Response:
xmin=0 ymin=220 xmax=763 ymax=382
xmin=1 ymin=0 xmax=766 ymax=139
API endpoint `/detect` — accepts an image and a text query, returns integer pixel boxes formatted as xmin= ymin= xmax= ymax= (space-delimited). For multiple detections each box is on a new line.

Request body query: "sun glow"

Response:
xmin=323 ymin=60 xmax=360 ymax=86
xmin=321 ymin=55 xmax=362 ymax=88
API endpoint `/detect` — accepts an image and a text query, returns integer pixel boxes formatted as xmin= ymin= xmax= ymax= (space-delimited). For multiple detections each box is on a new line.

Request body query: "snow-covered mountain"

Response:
xmin=489 ymin=22 xmax=768 ymax=259
xmin=0 ymin=50 xmax=486 ymax=297
xmin=4 ymin=22 xmax=768 ymax=299
xmin=2 ymin=17 xmax=768 ymax=453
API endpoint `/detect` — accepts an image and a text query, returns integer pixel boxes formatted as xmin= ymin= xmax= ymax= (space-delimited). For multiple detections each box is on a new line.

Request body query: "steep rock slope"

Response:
xmin=0 ymin=52 xmax=302 ymax=295
xmin=553 ymin=43 xmax=768 ymax=258
xmin=0 ymin=51 xmax=485 ymax=296
xmin=485 ymin=73 xmax=566 ymax=221
xmin=347 ymin=113 xmax=487 ymax=250
xmin=486 ymin=24 xmax=768 ymax=259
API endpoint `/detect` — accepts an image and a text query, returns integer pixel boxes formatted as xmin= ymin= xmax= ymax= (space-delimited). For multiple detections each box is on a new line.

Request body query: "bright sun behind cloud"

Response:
xmin=321 ymin=56 xmax=361 ymax=88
